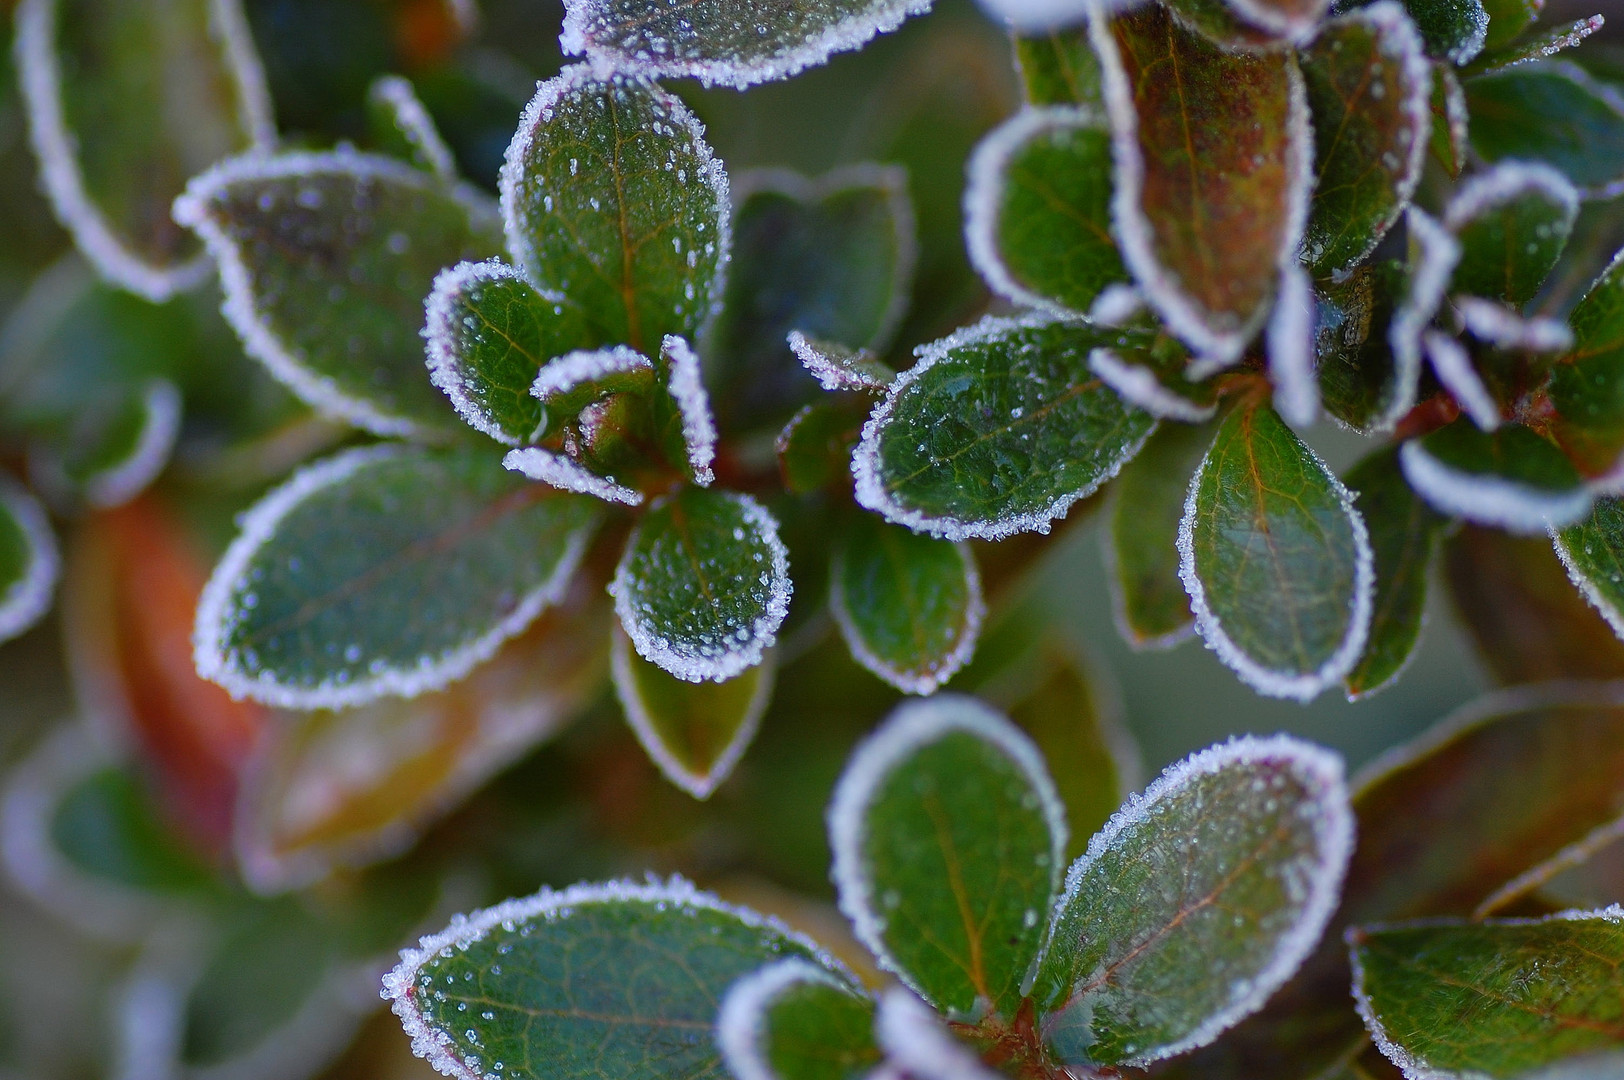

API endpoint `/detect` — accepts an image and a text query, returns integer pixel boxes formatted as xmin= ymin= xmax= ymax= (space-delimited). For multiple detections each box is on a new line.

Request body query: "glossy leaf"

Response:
xmin=611 ymin=629 xmax=773 ymax=799
xmin=776 ymin=397 xmax=869 ymax=496
xmin=0 ymin=477 xmax=59 ymax=644
xmin=830 ymin=513 xmax=983 ymax=696
xmin=716 ymin=959 xmax=880 ymax=1080
xmin=16 ymin=0 xmax=274 ymax=299
xmin=384 ymin=879 xmax=848 ymax=1080
xmin=1400 ymin=419 xmax=1591 ymax=533
xmin=500 ymin=66 xmax=728 ymax=355
xmin=1552 ymin=497 xmax=1624 ymax=645
xmin=174 ymin=149 xmax=503 ymax=437
xmin=1107 ymin=420 xmax=1210 ymax=649
xmin=827 ymin=695 xmax=1066 ymax=1018
xmin=1030 ymin=736 xmax=1352 ymax=1067
xmin=610 ymin=488 xmax=791 ymax=684
xmin=1342 ymin=446 xmax=1450 ymax=699
xmin=1479 ymin=0 xmax=1541 ymax=52
xmin=1465 ymin=61 xmax=1624 ymax=197
xmin=1094 ymin=4 xmax=1312 ymax=361
xmin=1443 ymin=161 xmax=1578 ymax=305
xmin=194 ymin=444 xmax=601 ymax=710
xmin=1015 ymin=27 xmax=1101 ymax=108
xmin=853 ymin=313 xmax=1156 ymax=541
xmin=1180 ymin=396 xmax=1374 ymax=702
xmin=1468 ymin=15 xmax=1606 ymax=75
xmin=559 ymin=0 xmax=930 ymax=89
xmin=1393 ymin=0 xmax=1489 ymax=64
xmin=1353 ymin=911 xmax=1624 ymax=1080
xmin=1551 ymin=247 xmax=1624 ymax=477
xmin=964 ymin=106 xmax=1123 ymax=314
xmin=1300 ymin=4 xmax=1430 ymax=278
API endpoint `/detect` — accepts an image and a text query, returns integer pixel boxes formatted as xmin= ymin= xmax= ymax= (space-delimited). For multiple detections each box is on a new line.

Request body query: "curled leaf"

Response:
xmin=716 ymin=959 xmax=880 ymax=1080
xmin=1399 ymin=419 xmax=1591 ymax=533
xmin=0 ymin=476 xmax=58 ymax=644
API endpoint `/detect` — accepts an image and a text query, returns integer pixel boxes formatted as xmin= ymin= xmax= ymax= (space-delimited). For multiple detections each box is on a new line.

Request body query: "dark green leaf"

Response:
xmin=501 ymin=67 xmax=728 ymax=357
xmin=1467 ymin=16 xmax=1607 ymax=76
xmin=1430 ymin=62 xmax=1470 ymax=178
xmin=717 ymin=960 xmax=880 ymax=1080
xmin=15 ymin=0 xmax=274 ymax=299
xmin=1342 ymin=446 xmax=1450 ymax=699
xmin=366 ymin=74 xmax=458 ymax=182
xmin=1552 ymin=496 xmax=1624 ymax=644
xmin=1389 ymin=0 xmax=1489 ymax=64
xmin=610 ymin=487 xmax=791 ymax=683
xmin=827 ymin=695 xmax=1065 ymax=1018
xmin=0 ymin=476 xmax=58 ymax=643
xmin=1352 ymin=911 xmax=1624 ymax=1079
xmin=830 ymin=511 xmax=984 ymax=695
xmin=194 ymin=444 xmax=600 ymax=710
xmin=611 ymin=628 xmax=773 ymax=799
xmin=1465 ymin=61 xmax=1624 ymax=196
xmin=776 ymin=398 xmax=868 ymax=496
xmin=49 ymin=759 xmax=215 ymax=897
xmin=1300 ymin=5 xmax=1431 ymax=278
xmin=1400 ymin=419 xmax=1591 ymax=532
xmin=1443 ymin=162 xmax=1578 ymax=304
xmin=852 ymin=313 xmax=1156 ymax=541
xmin=174 ymin=149 xmax=503 ymax=437
xmin=1095 ymin=4 xmax=1312 ymax=360
xmin=39 ymin=377 xmax=181 ymax=509
xmin=1014 ymin=28 xmax=1101 ymax=108
xmin=964 ymin=107 xmax=1123 ymax=314
xmin=1181 ymin=396 xmax=1374 ymax=701
xmin=1479 ymin=0 xmax=1541 ymax=53
xmin=789 ymin=332 xmax=894 ymax=393
xmin=1314 ymin=258 xmax=1420 ymax=434
xmin=1107 ymin=419 xmax=1212 ymax=649
xmin=1551 ymin=248 xmax=1624 ymax=476
xmin=384 ymin=879 xmax=845 ymax=1080
xmin=1029 ymin=736 xmax=1352 ymax=1067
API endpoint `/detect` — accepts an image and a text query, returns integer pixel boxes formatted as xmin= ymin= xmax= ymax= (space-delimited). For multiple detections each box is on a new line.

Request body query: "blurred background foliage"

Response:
xmin=1 ymin=0 xmax=1623 ymax=1078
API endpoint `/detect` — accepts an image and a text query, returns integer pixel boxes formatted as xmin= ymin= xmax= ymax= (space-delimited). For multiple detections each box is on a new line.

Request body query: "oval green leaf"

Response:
xmin=716 ymin=959 xmax=880 ymax=1080
xmin=1465 ymin=61 xmax=1624 ymax=196
xmin=1400 ymin=419 xmax=1592 ymax=533
xmin=1443 ymin=161 xmax=1578 ymax=305
xmin=1107 ymin=419 xmax=1211 ymax=649
xmin=1551 ymin=246 xmax=1624 ymax=477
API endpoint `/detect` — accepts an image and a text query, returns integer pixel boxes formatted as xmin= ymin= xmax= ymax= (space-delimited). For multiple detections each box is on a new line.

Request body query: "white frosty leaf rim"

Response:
xmin=1225 ymin=0 xmax=1330 ymax=43
xmin=559 ymin=0 xmax=933 ymax=90
xmin=875 ymin=988 xmax=1004 ymax=1080
xmin=499 ymin=64 xmax=732 ymax=335
xmin=174 ymin=147 xmax=493 ymax=438
xmin=788 ymin=331 xmax=891 ymax=393
xmin=1423 ymin=330 xmax=1500 ymax=431
xmin=963 ymin=105 xmax=1113 ymax=316
xmin=1552 ymin=522 xmax=1624 ymax=649
xmin=1176 ymin=420 xmax=1376 ymax=702
xmin=1479 ymin=15 xmax=1606 ymax=74
xmin=531 ymin=344 xmax=653 ymax=403
xmin=978 ymin=0 xmax=1139 ymax=34
xmin=609 ymin=490 xmax=792 ymax=684
xmin=1093 ymin=10 xmax=1314 ymax=364
xmin=15 ymin=0 xmax=275 ymax=301
xmin=828 ymin=534 xmax=986 ymax=696
xmin=717 ymin=959 xmax=871 ymax=1080
xmin=1301 ymin=1 xmax=1432 ymax=278
xmin=1267 ymin=262 xmax=1319 ymax=428
xmin=1473 ymin=60 xmax=1624 ymax=199
xmin=382 ymin=875 xmax=855 ymax=1080
xmin=424 ymin=259 xmax=539 ymax=446
xmin=0 ymin=475 xmax=58 ymax=644
xmin=193 ymin=444 xmax=597 ymax=710
xmin=1087 ymin=348 xmax=1215 ymax=423
xmin=1398 ymin=437 xmax=1593 ymax=534
xmin=1041 ymin=733 xmax=1354 ymax=1066
xmin=610 ymin=629 xmax=773 ymax=799
xmin=661 ymin=336 xmax=718 ymax=487
xmin=1089 ymin=283 xmax=1145 ymax=327
xmin=1349 ymin=905 xmax=1624 ymax=1080
xmin=502 ymin=447 xmax=645 ymax=506
xmin=74 ymin=379 xmax=184 ymax=509
xmin=1377 ymin=208 xmax=1462 ymax=434
xmin=852 ymin=311 xmax=1156 ymax=542
xmin=369 ymin=74 xmax=459 ymax=183
xmin=826 ymin=694 xmax=1069 ymax=1008
xmin=734 ymin=163 xmax=918 ymax=356
xmin=1442 ymin=158 xmax=1580 ymax=238
xmin=1453 ymin=295 xmax=1574 ymax=354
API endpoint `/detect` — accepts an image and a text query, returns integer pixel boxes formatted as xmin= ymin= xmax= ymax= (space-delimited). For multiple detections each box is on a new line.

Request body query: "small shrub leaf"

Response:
xmin=1299 ymin=2 xmax=1431 ymax=279
xmin=193 ymin=445 xmax=600 ymax=709
xmin=383 ymin=879 xmax=850 ymax=1080
xmin=829 ymin=512 xmax=985 ymax=695
xmin=788 ymin=332 xmax=894 ymax=393
xmin=852 ymin=313 xmax=1157 ymax=541
xmin=559 ymin=0 xmax=931 ymax=90
xmin=1093 ymin=4 xmax=1312 ymax=362
xmin=1107 ymin=420 xmax=1212 ymax=650
xmin=1268 ymin=263 xmax=1320 ymax=427
xmin=1430 ymin=62 xmax=1470 ymax=178
xmin=367 ymin=75 xmax=459 ymax=183
xmin=1342 ymin=446 xmax=1451 ymax=699
xmin=1352 ymin=909 xmax=1624 ymax=1080
xmin=1086 ymin=343 xmax=1217 ymax=423
xmin=610 ymin=628 xmax=773 ymax=799
xmin=716 ymin=959 xmax=880 ymax=1080
xmin=964 ymin=106 xmax=1125 ymax=315
xmin=656 ymin=335 xmax=719 ymax=487
xmin=1464 ymin=61 xmax=1624 ymax=197
xmin=610 ymin=487 xmax=791 ymax=683
xmin=1552 ymin=497 xmax=1624 ymax=644
xmin=1454 ymin=295 xmax=1573 ymax=355
xmin=1550 ymin=248 xmax=1624 ymax=477
xmin=1467 ymin=15 xmax=1606 ymax=75
xmin=1478 ymin=0 xmax=1541 ymax=52
xmin=174 ymin=149 xmax=503 ymax=437
xmin=501 ymin=67 xmax=729 ymax=356
xmin=1014 ymin=27 xmax=1102 ymax=108
xmin=1029 ymin=735 xmax=1352 ymax=1067
xmin=1391 ymin=0 xmax=1489 ymax=64
xmin=1399 ymin=419 xmax=1592 ymax=533
xmin=502 ymin=447 xmax=646 ymax=506
xmin=0 ymin=477 xmax=58 ymax=644
xmin=1178 ymin=396 xmax=1375 ymax=701
xmin=1443 ymin=161 xmax=1578 ymax=305
xmin=1425 ymin=329 xmax=1502 ymax=430
xmin=827 ymin=695 xmax=1066 ymax=1018
xmin=776 ymin=398 xmax=870 ymax=495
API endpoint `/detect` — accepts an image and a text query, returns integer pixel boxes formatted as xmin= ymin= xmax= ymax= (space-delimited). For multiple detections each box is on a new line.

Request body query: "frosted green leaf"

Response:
xmin=827 ymin=695 xmax=1066 ymax=1019
xmin=1552 ymin=497 xmax=1624 ymax=644
xmin=1030 ymin=735 xmax=1352 ymax=1067
xmin=384 ymin=879 xmax=849 ymax=1080
xmin=1479 ymin=0 xmax=1540 ymax=52
xmin=1015 ymin=27 xmax=1101 ymax=108
xmin=366 ymin=74 xmax=458 ymax=182
xmin=1107 ymin=420 xmax=1212 ymax=650
xmin=193 ymin=445 xmax=601 ymax=710
xmin=610 ymin=488 xmax=791 ymax=683
xmin=776 ymin=397 xmax=870 ymax=496
xmin=1400 ymin=419 xmax=1592 ymax=533
xmin=0 ymin=477 xmax=58 ymax=645
xmin=716 ymin=960 xmax=880 ymax=1080
xmin=1552 ymin=247 xmax=1624 ymax=477
xmin=1430 ymin=61 xmax=1469 ymax=178
xmin=1467 ymin=16 xmax=1606 ymax=76
xmin=1388 ymin=0 xmax=1489 ymax=64
xmin=1443 ymin=161 xmax=1578 ymax=305
xmin=788 ymin=332 xmax=894 ymax=393
xmin=1179 ymin=397 xmax=1374 ymax=702
xmin=1465 ymin=61 xmax=1624 ymax=197
xmin=853 ymin=313 xmax=1156 ymax=542
xmin=173 ymin=148 xmax=503 ymax=437
xmin=500 ymin=66 xmax=728 ymax=356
